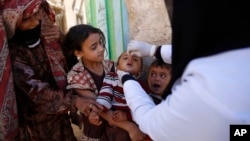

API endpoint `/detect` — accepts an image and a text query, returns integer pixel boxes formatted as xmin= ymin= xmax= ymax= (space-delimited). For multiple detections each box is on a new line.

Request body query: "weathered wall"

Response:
xmin=125 ymin=0 xmax=172 ymax=45
xmin=125 ymin=0 xmax=172 ymax=81
xmin=48 ymin=0 xmax=86 ymax=33
xmin=48 ymin=0 xmax=172 ymax=45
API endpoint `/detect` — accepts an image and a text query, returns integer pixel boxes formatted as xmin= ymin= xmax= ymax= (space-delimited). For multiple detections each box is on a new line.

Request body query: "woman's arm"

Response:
xmin=127 ymin=40 xmax=172 ymax=64
xmin=74 ymin=89 xmax=97 ymax=99
xmin=11 ymin=60 xmax=75 ymax=114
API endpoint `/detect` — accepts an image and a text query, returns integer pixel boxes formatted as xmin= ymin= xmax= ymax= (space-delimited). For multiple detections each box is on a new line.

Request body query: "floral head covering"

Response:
xmin=3 ymin=0 xmax=55 ymax=39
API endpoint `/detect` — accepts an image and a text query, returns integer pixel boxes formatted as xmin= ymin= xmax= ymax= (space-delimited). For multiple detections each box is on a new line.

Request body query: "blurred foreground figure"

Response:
xmin=2 ymin=0 xmax=79 ymax=140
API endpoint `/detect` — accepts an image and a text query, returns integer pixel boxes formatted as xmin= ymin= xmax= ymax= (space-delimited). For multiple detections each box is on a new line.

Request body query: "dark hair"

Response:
xmin=149 ymin=60 xmax=171 ymax=72
xmin=63 ymin=24 xmax=106 ymax=70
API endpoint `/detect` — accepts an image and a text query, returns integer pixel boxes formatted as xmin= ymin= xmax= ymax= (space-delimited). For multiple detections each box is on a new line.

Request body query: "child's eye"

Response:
xmin=133 ymin=58 xmax=138 ymax=62
xmin=160 ymin=74 xmax=167 ymax=78
xmin=150 ymin=72 xmax=156 ymax=77
xmin=91 ymin=45 xmax=97 ymax=50
xmin=123 ymin=57 xmax=128 ymax=60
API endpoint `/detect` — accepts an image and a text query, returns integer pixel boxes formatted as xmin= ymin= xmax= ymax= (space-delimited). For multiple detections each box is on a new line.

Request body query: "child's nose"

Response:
xmin=155 ymin=75 xmax=161 ymax=81
xmin=128 ymin=57 xmax=132 ymax=64
xmin=98 ymin=45 xmax=104 ymax=52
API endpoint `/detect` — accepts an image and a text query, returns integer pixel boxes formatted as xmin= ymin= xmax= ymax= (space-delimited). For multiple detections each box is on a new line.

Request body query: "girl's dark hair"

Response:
xmin=63 ymin=24 xmax=106 ymax=70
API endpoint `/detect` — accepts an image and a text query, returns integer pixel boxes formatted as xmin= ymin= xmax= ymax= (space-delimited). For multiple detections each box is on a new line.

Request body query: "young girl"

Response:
xmin=89 ymin=51 xmax=151 ymax=141
xmin=63 ymin=24 xmax=115 ymax=141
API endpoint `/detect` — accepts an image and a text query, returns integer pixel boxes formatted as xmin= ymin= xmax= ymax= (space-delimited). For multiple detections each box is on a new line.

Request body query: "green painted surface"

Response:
xmin=84 ymin=0 xmax=129 ymax=61
xmin=105 ymin=0 xmax=116 ymax=60
xmin=120 ymin=0 xmax=129 ymax=50
xmin=90 ymin=0 xmax=97 ymax=26
xmin=85 ymin=0 xmax=92 ymax=24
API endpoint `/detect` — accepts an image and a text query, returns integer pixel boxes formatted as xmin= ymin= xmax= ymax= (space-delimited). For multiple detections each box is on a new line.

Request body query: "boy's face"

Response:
xmin=117 ymin=52 xmax=142 ymax=76
xmin=148 ymin=66 xmax=171 ymax=96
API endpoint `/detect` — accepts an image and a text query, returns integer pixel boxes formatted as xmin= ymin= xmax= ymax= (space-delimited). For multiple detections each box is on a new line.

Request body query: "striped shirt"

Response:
xmin=97 ymin=72 xmax=149 ymax=119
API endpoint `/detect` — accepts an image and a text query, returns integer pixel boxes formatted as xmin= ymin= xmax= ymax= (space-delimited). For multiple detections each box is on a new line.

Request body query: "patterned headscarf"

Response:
xmin=3 ymin=0 xmax=40 ymax=39
xmin=3 ymin=0 xmax=55 ymax=39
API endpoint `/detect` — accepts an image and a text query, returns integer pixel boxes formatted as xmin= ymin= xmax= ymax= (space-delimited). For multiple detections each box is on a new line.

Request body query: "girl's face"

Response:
xmin=148 ymin=66 xmax=171 ymax=96
xmin=17 ymin=6 xmax=41 ymax=31
xmin=117 ymin=52 xmax=142 ymax=76
xmin=77 ymin=33 xmax=105 ymax=63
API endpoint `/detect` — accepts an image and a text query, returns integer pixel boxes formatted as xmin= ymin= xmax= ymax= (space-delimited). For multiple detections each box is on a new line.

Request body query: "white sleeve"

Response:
xmin=161 ymin=44 xmax=172 ymax=64
xmin=123 ymin=71 xmax=232 ymax=141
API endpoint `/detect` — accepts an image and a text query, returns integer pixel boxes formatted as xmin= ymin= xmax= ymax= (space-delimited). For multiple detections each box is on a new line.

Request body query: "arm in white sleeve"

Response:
xmin=123 ymin=70 xmax=236 ymax=141
xmin=123 ymin=49 xmax=250 ymax=141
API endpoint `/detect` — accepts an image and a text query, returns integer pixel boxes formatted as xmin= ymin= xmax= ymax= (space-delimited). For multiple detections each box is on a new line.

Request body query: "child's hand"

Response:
xmin=88 ymin=110 xmax=102 ymax=125
xmin=112 ymin=110 xmax=127 ymax=121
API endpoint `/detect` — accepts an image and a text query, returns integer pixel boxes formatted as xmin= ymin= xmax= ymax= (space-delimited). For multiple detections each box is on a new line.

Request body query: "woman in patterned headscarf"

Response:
xmin=2 ymin=0 xmax=100 ymax=140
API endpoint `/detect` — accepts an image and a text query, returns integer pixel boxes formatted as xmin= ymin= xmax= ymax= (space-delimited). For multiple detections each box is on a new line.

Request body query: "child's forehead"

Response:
xmin=150 ymin=65 xmax=171 ymax=71
xmin=120 ymin=52 xmax=140 ymax=59
xmin=120 ymin=52 xmax=128 ymax=56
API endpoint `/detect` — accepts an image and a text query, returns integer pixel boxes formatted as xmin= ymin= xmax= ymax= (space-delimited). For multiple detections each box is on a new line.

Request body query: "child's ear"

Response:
xmin=74 ymin=50 xmax=81 ymax=58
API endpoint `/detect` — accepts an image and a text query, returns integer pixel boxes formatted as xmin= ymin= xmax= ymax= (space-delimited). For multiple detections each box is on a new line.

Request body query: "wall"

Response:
xmin=125 ymin=0 xmax=172 ymax=45
xmin=124 ymin=0 xmax=172 ymax=80
xmin=84 ymin=0 xmax=129 ymax=60
xmin=48 ymin=0 xmax=172 ymax=58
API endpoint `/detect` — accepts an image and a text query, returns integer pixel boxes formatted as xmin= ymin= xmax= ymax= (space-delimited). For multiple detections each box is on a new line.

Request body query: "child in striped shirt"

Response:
xmin=89 ymin=51 xmax=151 ymax=141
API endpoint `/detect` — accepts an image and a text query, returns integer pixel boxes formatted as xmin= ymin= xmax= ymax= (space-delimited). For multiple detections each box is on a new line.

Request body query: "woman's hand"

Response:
xmin=75 ymin=97 xmax=103 ymax=116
